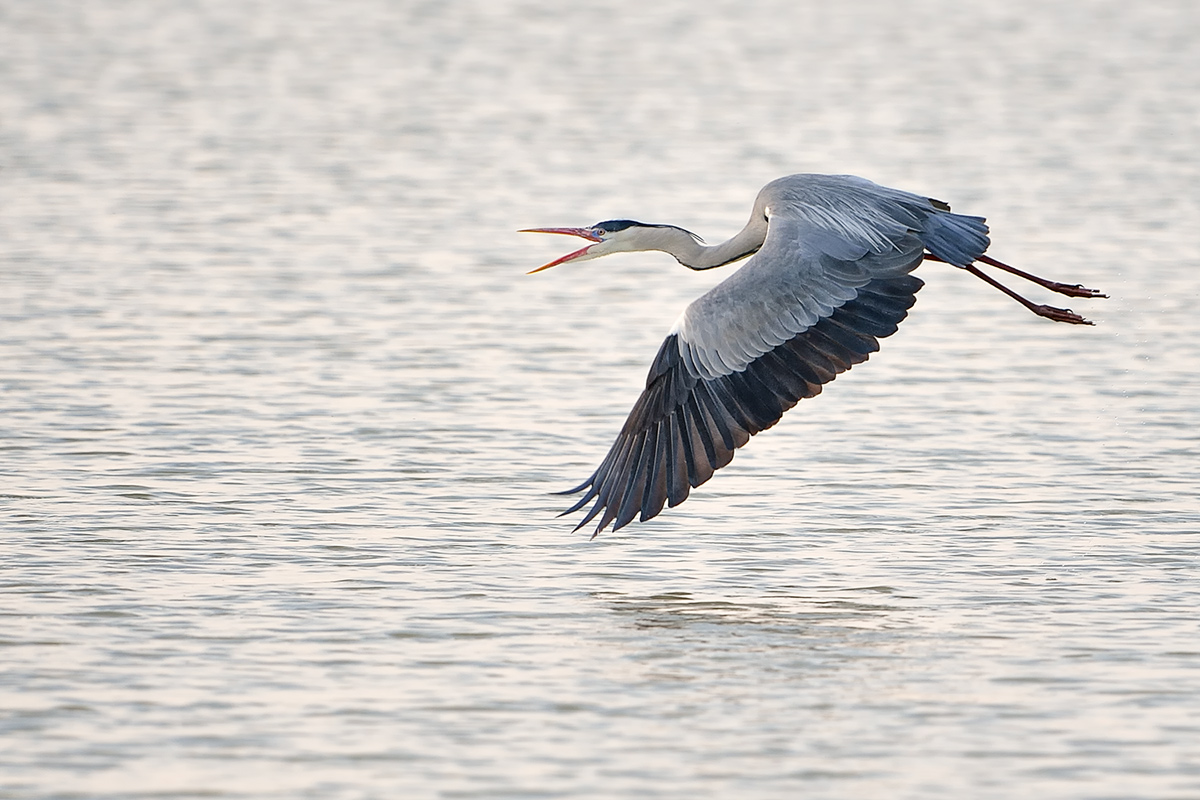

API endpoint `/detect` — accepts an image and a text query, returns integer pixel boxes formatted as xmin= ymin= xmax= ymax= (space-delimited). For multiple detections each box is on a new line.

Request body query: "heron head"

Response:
xmin=520 ymin=220 xmax=660 ymax=273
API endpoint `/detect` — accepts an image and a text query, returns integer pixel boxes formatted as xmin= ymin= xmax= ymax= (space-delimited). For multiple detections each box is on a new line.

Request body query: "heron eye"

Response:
xmin=592 ymin=228 xmax=606 ymax=239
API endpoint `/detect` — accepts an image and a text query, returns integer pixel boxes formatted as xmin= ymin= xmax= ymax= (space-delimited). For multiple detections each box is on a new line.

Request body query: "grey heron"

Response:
xmin=523 ymin=173 xmax=1104 ymax=537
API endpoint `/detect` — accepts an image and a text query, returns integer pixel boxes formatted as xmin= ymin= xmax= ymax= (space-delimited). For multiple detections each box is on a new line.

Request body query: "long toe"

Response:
xmin=1035 ymin=304 xmax=1093 ymax=325
xmin=1047 ymin=282 xmax=1108 ymax=299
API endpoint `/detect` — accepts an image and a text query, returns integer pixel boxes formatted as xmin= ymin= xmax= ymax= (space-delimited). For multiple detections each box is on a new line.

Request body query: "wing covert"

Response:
xmin=674 ymin=214 xmax=925 ymax=381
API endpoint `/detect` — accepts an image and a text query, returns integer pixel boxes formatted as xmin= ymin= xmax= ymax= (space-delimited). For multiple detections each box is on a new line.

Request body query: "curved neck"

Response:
xmin=641 ymin=218 xmax=768 ymax=271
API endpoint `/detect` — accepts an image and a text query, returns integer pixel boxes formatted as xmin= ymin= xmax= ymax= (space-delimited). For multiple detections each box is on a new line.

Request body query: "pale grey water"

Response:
xmin=2 ymin=1 xmax=1199 ymax=797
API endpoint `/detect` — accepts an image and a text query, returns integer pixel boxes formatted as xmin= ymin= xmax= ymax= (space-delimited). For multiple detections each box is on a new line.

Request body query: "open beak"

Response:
xmin=519 ymin=227 xmax=603 ymax=273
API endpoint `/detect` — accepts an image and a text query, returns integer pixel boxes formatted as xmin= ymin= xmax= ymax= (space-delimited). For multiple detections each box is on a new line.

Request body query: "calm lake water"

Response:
xmin=3 ymin=1 xmax=1199 ymax=798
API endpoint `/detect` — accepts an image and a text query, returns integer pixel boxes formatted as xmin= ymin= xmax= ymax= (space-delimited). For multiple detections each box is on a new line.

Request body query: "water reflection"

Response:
xmin=591 ymin=585 xmax=918 ymax=698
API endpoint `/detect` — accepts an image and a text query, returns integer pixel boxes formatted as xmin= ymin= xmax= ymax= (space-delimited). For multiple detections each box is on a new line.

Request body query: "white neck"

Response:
xmin=635 ymin=218 xmax=768 ymax=270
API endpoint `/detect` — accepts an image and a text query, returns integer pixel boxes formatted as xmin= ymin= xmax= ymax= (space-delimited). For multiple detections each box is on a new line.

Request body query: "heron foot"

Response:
xmin=1032 ymin=304 xmax=1093 ymax=325
xmin=1043 ymin=281 xmax=1108 ymax=299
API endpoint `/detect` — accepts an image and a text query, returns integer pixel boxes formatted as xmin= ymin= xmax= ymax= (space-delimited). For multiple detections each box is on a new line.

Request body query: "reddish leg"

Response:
xmin=963 ymin=264 xmax=1093 ymax=325
xmin=924 ymin=253 xmax=1107 ymax=299
xmin=977 ymin=254 xmax=1107 ymax=299
xmin=923 ymin=253 xmax=1104 ymax=325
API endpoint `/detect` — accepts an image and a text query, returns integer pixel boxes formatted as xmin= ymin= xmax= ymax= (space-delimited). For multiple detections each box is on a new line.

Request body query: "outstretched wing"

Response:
xmin=560 ymin=177 xmax=989 ymax=536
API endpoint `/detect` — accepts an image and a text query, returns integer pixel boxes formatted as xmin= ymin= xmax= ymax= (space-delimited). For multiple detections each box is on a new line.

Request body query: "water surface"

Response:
xmin=3 ymin=1 xmax=1199 ymax=798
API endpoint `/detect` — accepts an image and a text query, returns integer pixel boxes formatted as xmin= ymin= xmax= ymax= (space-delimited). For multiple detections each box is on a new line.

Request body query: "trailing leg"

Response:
xmin=976 ymin=254 xmax=1107 ymax=299
xmin=962 ymin=264 xmax=1094 ymax=325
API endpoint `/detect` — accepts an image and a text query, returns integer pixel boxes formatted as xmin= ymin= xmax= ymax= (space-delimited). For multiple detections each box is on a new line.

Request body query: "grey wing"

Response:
xmin=559 ymin=180 xmax=990 ymax=537
xmin=675 ymin=214 xmax=919 ymax=380
xmin=765 ymin=173 xmax=991 ymax=268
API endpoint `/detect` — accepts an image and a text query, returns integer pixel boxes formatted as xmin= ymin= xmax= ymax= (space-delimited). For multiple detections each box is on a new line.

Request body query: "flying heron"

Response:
xmin=523 ymin=173 xmax=1105 ymax=537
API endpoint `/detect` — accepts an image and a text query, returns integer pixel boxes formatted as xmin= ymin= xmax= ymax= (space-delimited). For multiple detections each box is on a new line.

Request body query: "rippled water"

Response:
xmin=3 ymin=1 xmax=1199 ymax=797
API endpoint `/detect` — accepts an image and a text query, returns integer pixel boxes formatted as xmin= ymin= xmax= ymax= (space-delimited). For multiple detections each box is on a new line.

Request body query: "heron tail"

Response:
xmin=921 ymin=211 xmax=990 ymax=267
